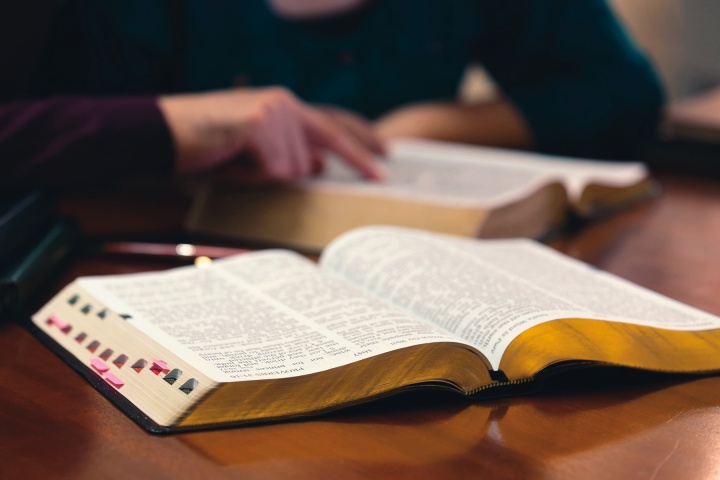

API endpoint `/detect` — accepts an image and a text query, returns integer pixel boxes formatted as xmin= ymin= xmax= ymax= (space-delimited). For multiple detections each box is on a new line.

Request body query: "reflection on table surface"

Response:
xmin=2 ymin=172 xmax=720 ymax=480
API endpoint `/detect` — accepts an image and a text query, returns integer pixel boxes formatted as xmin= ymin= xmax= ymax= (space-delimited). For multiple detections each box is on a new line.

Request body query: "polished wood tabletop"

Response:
xmin=2 ymin=172 xmax=720 ymax=480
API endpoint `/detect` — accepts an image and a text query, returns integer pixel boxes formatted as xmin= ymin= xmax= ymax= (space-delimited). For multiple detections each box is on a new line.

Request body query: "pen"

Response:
xmin=99 ymin=241 xmax=249 ymax=260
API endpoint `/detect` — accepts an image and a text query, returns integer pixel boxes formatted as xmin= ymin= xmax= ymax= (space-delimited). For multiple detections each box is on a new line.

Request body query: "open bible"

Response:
xmin=31 ymin=227 xmax=720 ymax=432
xmin=185 ymin=139 xmax=656 ymax=251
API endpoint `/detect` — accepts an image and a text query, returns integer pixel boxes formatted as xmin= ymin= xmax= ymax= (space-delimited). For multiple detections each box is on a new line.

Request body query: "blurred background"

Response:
xmin=610 ymin=0 xmax=720 ymax=101
xmin=464 ymin=0 xmax=720 ymax=103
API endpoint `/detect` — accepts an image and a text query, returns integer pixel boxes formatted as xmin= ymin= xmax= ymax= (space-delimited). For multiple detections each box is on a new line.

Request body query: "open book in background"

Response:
xmin=31 ymin=226 xmax=720 ymax=432
xmin=185 ymin=139 xmax=656 ymax=252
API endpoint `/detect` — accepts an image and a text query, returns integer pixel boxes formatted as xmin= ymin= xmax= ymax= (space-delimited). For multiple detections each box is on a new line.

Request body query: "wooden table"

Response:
xmin=2 ymin=172 xmax=720 ymax=480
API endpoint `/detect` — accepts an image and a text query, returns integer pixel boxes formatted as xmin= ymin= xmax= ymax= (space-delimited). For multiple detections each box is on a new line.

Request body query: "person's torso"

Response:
xmin=31 ymin=0 xmax=487 ymax=118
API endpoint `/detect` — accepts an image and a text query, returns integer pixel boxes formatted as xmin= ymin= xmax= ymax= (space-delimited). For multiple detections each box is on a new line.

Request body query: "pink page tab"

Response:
xmin=150 ymin=360 xmax=169 ymax=375
xmin=105 ymin=373 xmax=125 ymax=388
xmin=47 ymin=314 xmax=68 ymax=330
xmin=90 ymin=358 xmax=110 ymax=373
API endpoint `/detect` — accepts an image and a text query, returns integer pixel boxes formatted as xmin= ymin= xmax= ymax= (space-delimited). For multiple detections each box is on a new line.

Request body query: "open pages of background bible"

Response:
xmin=186 ymin=139 xmax=656 ymax=252
xmin=31 ymin=226 xmax=720 ymax=433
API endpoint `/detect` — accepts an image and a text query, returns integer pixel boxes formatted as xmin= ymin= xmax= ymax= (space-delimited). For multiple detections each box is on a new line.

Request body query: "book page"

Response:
xmin=77 ymin=251 xmax=462 ymax=383
xmin=320 ymin=227 xmax=720 ymax=370
xmin=313 ymin=139 xmax=647 ymax=204
xmin=306 ymin=141 xmax=556 ymax=208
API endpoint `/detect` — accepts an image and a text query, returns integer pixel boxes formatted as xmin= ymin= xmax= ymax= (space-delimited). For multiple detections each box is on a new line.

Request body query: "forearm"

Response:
xmin=374 ymin=98 xmax=533 ymax=150
xmin=0 ymin=96 xmax=174 ymax=188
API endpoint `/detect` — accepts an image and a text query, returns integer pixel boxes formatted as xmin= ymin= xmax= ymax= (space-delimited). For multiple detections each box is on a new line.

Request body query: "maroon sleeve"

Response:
xmin=0 ymin=96 xmax=175 ymax=188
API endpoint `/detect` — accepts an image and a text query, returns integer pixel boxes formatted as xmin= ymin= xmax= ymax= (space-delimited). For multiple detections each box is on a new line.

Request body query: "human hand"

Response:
xmin=374 ymin=100 xmax=532 ymax=150
xmin=158 ymin=87 xmax=385 ymax=183
xmin=315 ymin=106 xmax=386 ymax=157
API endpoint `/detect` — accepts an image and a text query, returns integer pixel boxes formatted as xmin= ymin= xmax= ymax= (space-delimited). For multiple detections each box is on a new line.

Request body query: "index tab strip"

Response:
xmin=163 ymin=369 xmax=182 ymax=385
xmin=99 ymin=348 xmax=114 ymax=361
xmin=150 ymin=360 xmax=169 ymax=376
xmin=90 ymin=358 xmax=110 ymax=373
xmin=87 ymin=340 xmax=100 ymax=353
xmin=179 ymin=378 xmax=199 ymax=395
xmin=48 ymin=314 xmax=72 ymax=333
xmin=112 ymin=354 xmax=128 ymax=369
xmin=47 ymin=314 xmax=68 ymax=330
xmin=105 ymin=373 xmax=124 ymax=389
xmin=131 ymin=359 xmax=147 ymax=373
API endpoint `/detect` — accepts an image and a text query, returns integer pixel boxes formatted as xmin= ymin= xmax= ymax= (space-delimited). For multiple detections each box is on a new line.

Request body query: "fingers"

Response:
xmin=298 ymin=107 xmax=385 ymax=181
xmin=247 ymin=90 xmax=383 ymax=181
xmin=247 ymin=93 xmax=315 ymax=182
xmin=319 ymin=107 xmax=386 ymax=156
xmin=260 ymin=106 xmax=299 ymax=180
xmin=171 ymin=86 xmax=384 ymax=183
xmin=310 ymin=149 xmax=326 ymax=176
xmin=283 ymin=106 xmax=315 ymax=177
